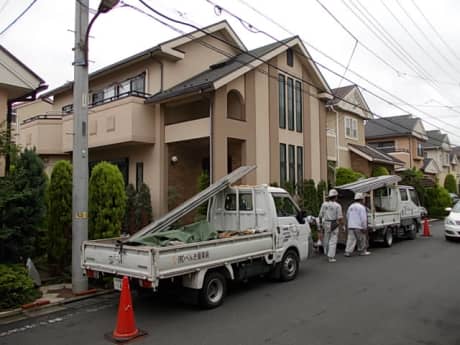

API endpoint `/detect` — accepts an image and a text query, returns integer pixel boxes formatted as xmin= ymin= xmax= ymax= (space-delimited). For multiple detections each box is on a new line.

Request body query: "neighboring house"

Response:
xmin=326 ymin=84 xmax=402 ymax=179
xmin=365 ymin=114 xmax=427 ymax=170
xmin=423 ymin=130 xmax=452 ymax=186
xmin=0 ymin=44 xmax=47 ymax=175
xmin=450 ymin=146 xmax=460 ymax=187
xmin=17 ymin=21 xmax=333 ymax=218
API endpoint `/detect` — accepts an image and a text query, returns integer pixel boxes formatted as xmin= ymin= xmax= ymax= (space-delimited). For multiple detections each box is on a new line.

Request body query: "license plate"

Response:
xmin=113 ymin=277 xmax=122 ymax=291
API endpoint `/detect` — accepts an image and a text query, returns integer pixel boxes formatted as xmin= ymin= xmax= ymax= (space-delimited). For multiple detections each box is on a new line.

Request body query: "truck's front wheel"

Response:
xmin=199 ymin=271 xmax=227 ymax=309
xmin=280 ymin=250 xmax=299 ymax=282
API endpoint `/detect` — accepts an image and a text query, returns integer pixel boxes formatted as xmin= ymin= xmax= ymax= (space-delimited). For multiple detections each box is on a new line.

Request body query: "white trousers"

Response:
xmin=345 ymin=229 xmax=366 ymax=254
xmin=323 ymin=222 xmax=338 ymax=258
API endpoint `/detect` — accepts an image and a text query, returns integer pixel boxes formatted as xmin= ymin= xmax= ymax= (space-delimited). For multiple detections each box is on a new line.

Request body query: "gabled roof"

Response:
xmin=327 ymin=84 xmax=372 ymax=119
xmin=348 ymin=143 xmax=405 ymax=166
xmin=146 ymin=39 xmax=291 ymax=103
xmin=422 ymin=158 xmax=441 ymax=174
xmin=0 ymin=45 xmax=47 ymax=99
xmin=41 ymin=20 xmax=246 ymax=98
xmin=365 ymin=114 xmax=427 ymax=141
xmin=451 ymin=146 xmax=460 ymax=157
xmin=146 ymin=35 xmax=331 ymax=104
xmin=423 ymin=130 xmax=450 ymax=149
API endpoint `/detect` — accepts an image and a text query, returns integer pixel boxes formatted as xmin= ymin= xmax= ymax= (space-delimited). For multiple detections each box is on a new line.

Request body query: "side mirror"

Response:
xmin=445 ymin=207 xmax=452 ymax=212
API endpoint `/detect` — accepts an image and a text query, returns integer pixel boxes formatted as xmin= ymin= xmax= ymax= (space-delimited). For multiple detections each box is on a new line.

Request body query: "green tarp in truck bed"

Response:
xmin=133 ymin=221 xmax=217 ymax=246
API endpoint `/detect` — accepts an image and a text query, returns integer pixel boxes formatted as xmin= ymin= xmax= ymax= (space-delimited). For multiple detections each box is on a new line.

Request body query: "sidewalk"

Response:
xmin=0 ymin=283 xmax=113 ymax=324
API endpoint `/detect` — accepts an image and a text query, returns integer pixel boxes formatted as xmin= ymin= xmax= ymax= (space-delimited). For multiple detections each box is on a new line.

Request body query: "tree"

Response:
xmin=0 ymin=148 xmax=47 ymax=262
xmin=372 ymin=166 xmax=389 ymax=177
xmin=135 ymin=183 xmax=153 ymax=230
xmin=124 ymin=184 xmax=136 ymax=235
xmin=335 ymin=167 xmax=364 ymax=186
xmin=196 ymin=171 xmax=210 ymax=220
xmin=425 ymin=184 xmax=452 ymax=218
xmin=47 ymin=160 xmax=72 ymax=273
xmin=300 ymin=179 xmax=318 ymax=215
xmin=89 ymin=162 xmax=126 ymax=239
xmin=444 ymin=174 xmax=457 ymax=194
xmin=399 ymin=168 xmax=426 ymax=205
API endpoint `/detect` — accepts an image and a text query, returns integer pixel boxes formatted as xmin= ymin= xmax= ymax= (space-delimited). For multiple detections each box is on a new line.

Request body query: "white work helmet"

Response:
xmin=328 ymin=189 xmax=338 ymax=197
xmin=354 ymin=192 xmax=365 ymax=200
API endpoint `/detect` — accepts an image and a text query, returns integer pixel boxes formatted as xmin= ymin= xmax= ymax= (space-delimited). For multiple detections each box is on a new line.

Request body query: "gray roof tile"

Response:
xmin=365 ymin=114 xmax=420 ymax=139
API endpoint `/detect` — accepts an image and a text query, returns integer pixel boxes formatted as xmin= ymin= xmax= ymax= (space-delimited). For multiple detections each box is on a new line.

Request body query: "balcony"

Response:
xmin=19 ymin=115 xmax=63 ymax=154
xmin=62 ymin=94 xmax=155 ymax=152
xmin=165 ymin=117 xmax=210 ymax=143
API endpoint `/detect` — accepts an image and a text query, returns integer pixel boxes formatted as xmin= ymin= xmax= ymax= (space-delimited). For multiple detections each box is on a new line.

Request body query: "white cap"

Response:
xmin=328 ymin=189 xmax=338 ymax=197
xmin=354 ymin=192 xmax=364 ymax=200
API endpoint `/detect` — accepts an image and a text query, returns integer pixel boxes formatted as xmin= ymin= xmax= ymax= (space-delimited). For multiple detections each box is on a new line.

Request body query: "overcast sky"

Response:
xmin=2 ymin=0 xmax=460 ymax=144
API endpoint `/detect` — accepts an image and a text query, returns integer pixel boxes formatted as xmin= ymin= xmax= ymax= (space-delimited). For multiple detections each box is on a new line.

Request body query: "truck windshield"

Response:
xmin=272 ymin=194 xmax=299 ymax=217
xmin=409 ymin=189 xmax=420 ymax=206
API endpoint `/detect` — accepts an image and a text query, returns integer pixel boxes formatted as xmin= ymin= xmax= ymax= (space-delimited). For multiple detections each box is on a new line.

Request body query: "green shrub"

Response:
xmin=196 ymin=171 xmax=210 ymax=220
xmin=425 ymin=185 xmax=452 ymax=218
xmin=47 ymin=160 xmax=72 ymax=273
xmin=0 ymin=264 xmax=41 ymax=310
xmin=0 ymin=148 xmax=47 ymax=262
xmin=335 ymin=167 xmax=364 ymax=186
xmin=300 ymin=179 xmax=318 ymax=215
xmin=89 ymin=162 xmax=126 ymax=239
xmin=316 ymin=180 xmax=327 ymax=205
xmin=444 ymin=174 xmax=457 ymax=194
xmin=399 ymin=168 xmax=426 ymax=206
xmin=124 ymin=184 xmax=137 ymax=235
xmin=135 ymin=183 xmax=153 ymax=229
xmin=372 ymin=166 xmax=389 ymax=177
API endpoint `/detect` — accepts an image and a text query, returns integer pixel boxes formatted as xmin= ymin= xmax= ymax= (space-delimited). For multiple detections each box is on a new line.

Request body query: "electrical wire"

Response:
xmin=411 ymin=0 xmax=460 ymax=62
xmin=0 ymin=0 xmax=39 ymax=36
xmin=338 ymin=39 xmax=358 ymax=88
xmin=204 ymin=0 xmax=460 ymax=139
xmin=127 ymin=0 xmax=460 ymax=145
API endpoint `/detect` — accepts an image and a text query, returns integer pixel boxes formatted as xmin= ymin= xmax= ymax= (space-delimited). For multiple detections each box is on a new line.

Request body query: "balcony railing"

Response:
xmin=372 ymin=146 xmax=409 ymax=154
xmin=61 ymin=90 xmax=151 ymax=115
xmin=21 ymin=114 xmax=62 ymax=125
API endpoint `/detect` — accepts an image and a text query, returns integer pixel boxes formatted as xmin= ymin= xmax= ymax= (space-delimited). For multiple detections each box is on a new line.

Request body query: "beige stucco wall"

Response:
xmin=20 ymin=119 xmax=62 ymax=154
xmin=254 ymin=66 xmax=270 ymax=184
xmin=15 ymin=99 xmax=53 ymax=122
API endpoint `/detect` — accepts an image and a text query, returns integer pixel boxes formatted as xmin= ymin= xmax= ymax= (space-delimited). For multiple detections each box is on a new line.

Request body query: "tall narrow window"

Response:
xmin=295 ymin=81 xmax=303 ymax=132
xmin=136 ymin=162 xmax=144 ymax=191
xmin=286 ymin=48 xmax=294 ymax=67
xmin=280 ymin=144 xmax=287 ymax=185
xmin=278 ymin=75 xmax=286 ymax=129
xmin=287 ymin=78 xmax=294 ymax=131
xmin=297 ymin=146 xmax=303 ymax=184
xmin=288 ymin=144 xmax=295 ymax=185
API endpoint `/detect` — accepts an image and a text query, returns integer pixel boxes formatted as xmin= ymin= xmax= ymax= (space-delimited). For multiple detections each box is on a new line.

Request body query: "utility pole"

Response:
xmin=72 ymin=0 xmax=89 ymax=293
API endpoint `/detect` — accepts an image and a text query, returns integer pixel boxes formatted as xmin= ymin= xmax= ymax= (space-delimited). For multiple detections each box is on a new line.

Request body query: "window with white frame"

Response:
xmin=345 ymin=116 xmax=358 ymax=139
xmin=278 ymin=73 xmax=303 ymax=132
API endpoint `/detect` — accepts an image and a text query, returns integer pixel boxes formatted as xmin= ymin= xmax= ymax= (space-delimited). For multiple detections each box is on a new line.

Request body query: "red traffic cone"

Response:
xmin=423 ymin=218 xmax=431 ymax=237
xmin=106 ymin=276 xmax=146 ymax=343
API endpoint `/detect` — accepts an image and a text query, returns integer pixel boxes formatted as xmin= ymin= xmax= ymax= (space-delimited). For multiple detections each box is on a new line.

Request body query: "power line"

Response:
xmin=216 ymin=0 xmax=460 ymax=137
xmin=379 ymin=0 xmax=457 ymax=84
xmin=338 ymin=40 xmax=358 ymax=87
xmin=411 ymin=0 xmax=460 ymax=63
xmin=396 ymin=0 xmax=460 ymax=77
xmin=128 ymin=0 xmax=460 ymax=145
xmin=0 ymin=0 xmax=39 ymax=36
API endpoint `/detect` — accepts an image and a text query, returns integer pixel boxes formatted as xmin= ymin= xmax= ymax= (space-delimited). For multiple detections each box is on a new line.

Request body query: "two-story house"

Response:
xmin=17 ymin=21 xmax=333 ymax=218
xmin=365 ymin=114 xmax=427 ymax=170
xmin=423 ymin=130 xmax=452 ymax=185
xmin=0 ymin=44 xmax=47 ymax=175
xmin=450 ymin=146 xmax=460 ymax=186
xmin=326 ymin=85 xmax=403 ymax=179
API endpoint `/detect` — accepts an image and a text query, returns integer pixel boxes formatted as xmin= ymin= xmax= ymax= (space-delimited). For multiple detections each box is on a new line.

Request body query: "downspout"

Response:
xmin=209 ymin=92 xmax=214 ymax=183
xmin=152 ymin=57 xmax=164 ymax=92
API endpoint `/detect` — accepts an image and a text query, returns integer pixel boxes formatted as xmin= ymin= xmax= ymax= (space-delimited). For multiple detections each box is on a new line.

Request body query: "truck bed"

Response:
xmin=82 ymin=232 xmax=274 ymax=284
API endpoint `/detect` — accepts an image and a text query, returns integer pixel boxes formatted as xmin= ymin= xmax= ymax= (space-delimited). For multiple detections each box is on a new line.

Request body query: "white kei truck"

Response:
xmin=81 ymin=166 xmax=311 ymax=308
xmin=335 ymin=175 xmax=424 ymax=247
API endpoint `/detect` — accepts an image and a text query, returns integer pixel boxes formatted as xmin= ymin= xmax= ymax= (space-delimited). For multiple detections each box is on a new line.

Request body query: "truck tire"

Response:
xmin=279 ymin=250 xmax=299 ymax=282
xmin=199 ymin=271 xmax=227 ymax=309
xmin=384 ymin=229 xmax=393 ymax=248
xmin=407 ymin=222 xmax=417 ymax=240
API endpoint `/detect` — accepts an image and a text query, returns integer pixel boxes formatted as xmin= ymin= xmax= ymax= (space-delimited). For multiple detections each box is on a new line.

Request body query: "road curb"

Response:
xmin=0 ymin=289 xmax=115 ymax=322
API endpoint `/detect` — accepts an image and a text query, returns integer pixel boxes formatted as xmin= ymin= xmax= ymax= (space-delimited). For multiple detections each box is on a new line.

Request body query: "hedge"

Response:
xmin=0 ymin=264 xmax=41 ymax=310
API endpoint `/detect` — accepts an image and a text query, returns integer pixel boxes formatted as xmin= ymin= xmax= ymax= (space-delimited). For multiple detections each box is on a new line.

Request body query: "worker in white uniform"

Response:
xmin=319 ymin=189 xmax=343 ymax=263
xmin=344 ymin=192 xmax=371 ymax=257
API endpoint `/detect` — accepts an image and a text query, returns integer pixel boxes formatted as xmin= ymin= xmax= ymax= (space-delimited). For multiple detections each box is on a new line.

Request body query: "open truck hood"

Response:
xmin=335 ymin=175 xmax=401 ymax=194
xmin=128 ymin=165 xmax=256 ymax=242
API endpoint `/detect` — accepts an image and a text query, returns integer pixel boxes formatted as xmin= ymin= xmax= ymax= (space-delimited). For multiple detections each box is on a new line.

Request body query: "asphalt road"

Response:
xmin=2 ymin=221 xmax=460 ymax=345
